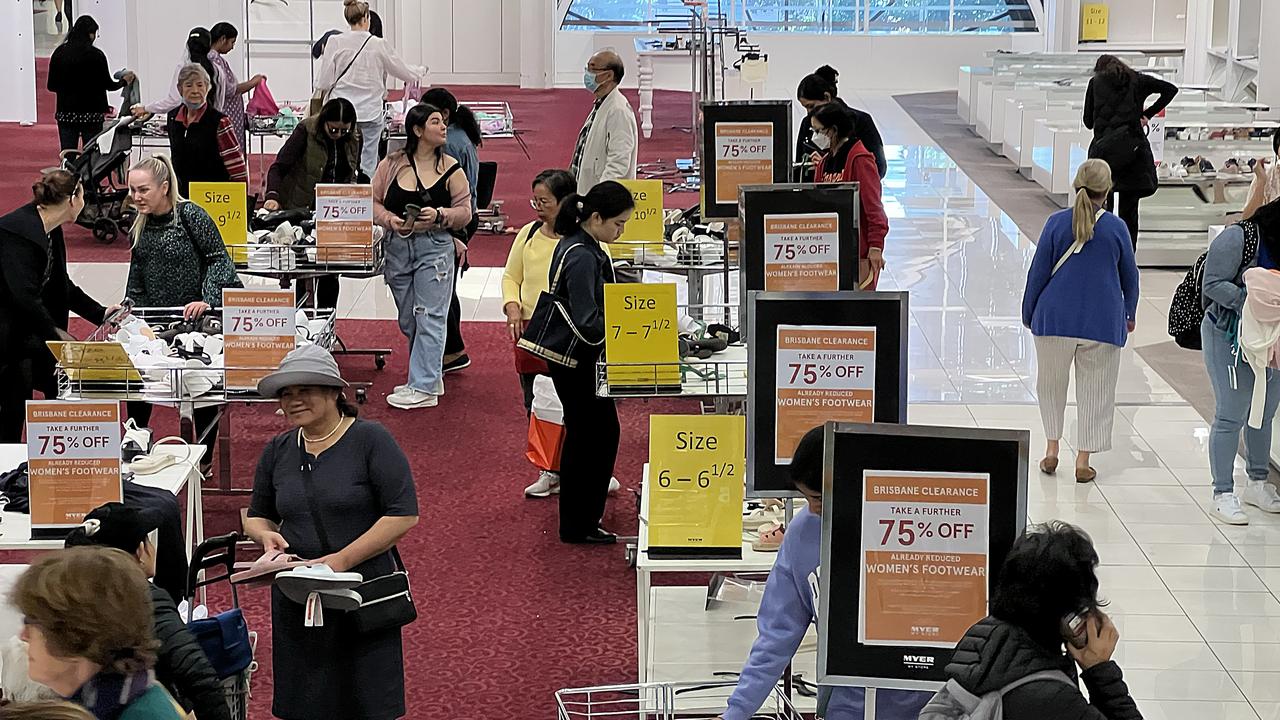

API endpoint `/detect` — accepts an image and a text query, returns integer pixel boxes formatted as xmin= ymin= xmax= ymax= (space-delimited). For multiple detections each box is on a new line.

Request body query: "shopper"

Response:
xmin=1022 ymin=159 xmax=1138 ymax=484
xmin=794 ymin=65 xmax=887 ymax=179
xmin=64 ymin=504 xmax=230 ymax=720
xmin=538 ymin=181 xmax=633 ymax=543
xmin=12 ymin=547 xmax=186 ymax=719
xmin=138 ymin=28 xmax=221 ymax=118
xmin=1082 ymin=55 xmax=1178 ymax=247
xmin=263 ymin=97 xmax=363 ymax=310
xmin=422 ymin=87 xmax=482 ymax=374
xmin=570 ymin=50 xmax=638 ymax=194
xmin=1202 ymin=198 xmax=1280 ymax=525
xmin=245 ymin=344 xmax=419 ymax=720
xmin=941 ymin=522 xmax=1141 ymax=720
xmin=718 ymin=426 xmax=931 ymax=720
xmin=0 ymin=702 xmax=94 ymax=720
xmin=165 ymin=63 xmax=248 ymax=198
xmin=125 ymin=154 xmax=241 ymax=474
xmin=372 ymin=103 xmax=472 ymax=410
xmin=808 ymin=102 xmax=888 ymax=289
xmin=1243 ymin=131 xmax=1280 ymax=220
xmin=0 ymin=169 xmax=116 ymax=442
xmin=209 ymin=22 xmax=266 ymax=150
xmin=317 ymin=0 xmax=426 ymax=177
xmin=46 ymin=15 xmax=134 ymax=151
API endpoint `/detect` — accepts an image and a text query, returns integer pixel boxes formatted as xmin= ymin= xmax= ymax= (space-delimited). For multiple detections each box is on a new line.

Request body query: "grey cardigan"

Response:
xmin=1202 ymin=224 xmax=1259 ymax=332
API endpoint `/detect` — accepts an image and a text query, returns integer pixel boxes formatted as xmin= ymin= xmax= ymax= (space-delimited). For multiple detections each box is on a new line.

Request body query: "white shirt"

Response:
xmin=315 ymin=31 xmax=425 ymax=122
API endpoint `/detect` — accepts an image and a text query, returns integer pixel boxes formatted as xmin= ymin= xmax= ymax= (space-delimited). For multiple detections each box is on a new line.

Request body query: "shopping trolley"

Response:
xmin=556 ymin=681 xmax=802 ymax=720
xmin=185 ymin=533 xmax=257 ymax=720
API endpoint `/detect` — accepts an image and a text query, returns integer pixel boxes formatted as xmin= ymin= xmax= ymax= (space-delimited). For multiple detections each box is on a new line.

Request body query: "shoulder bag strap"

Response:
xmin=523 ymin=221 xmax=544 ymax=246
xmin=329 ymin=35 xmax=374 ymax=95
xmin=1051 ymin=207 xmax=1104 ymax=277
xmin=297 ymin=430 xmax=335 ymax=555
xmin=548 ymin=243 xmax=584 ymax=295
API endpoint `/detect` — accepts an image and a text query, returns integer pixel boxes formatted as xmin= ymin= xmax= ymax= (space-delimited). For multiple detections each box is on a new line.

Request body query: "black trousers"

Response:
xmin=0 ymin=353 xmax=57 ymax=443
xmin=296 ymin=276 xmax=341 ymax=311
xmin=548 ymin=357 xmax=618 ymax=540
xmin=519 ymin=372 xmax=537 ymax=416
xmin=57 ymin=120 xmax=99 ymax=151
xmin=444 ymin=218 xmax=480 ymax=358
xmin=126 ymin=402 xmax=220 ymax=469
xmin=1109 ymin=191 xmax=1141 ymax=250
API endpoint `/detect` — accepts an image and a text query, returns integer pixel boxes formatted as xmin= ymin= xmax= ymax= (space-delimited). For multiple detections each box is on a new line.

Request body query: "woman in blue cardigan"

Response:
xmin=1022 ymin=159 xmax=1139 ymax=483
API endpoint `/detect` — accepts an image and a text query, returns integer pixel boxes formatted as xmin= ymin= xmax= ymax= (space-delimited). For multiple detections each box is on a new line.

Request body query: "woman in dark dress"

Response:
xmin=47 ymin=15 xmax=134 ymax=151
xmin=1082 ymin=55 xmax=1178 ymax=248
xmin=245 ymin=344 xmax=419 ymax=720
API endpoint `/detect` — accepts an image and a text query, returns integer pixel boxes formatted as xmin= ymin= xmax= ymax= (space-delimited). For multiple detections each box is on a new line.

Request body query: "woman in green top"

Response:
xmin=13 ymin=547 xmax=187 ymax=720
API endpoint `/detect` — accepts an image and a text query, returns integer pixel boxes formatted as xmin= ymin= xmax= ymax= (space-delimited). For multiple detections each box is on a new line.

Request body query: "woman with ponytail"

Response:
xmin=1022 ymin=159 xmax=1138 ymax=484
xmin=137 ymin=28 xmax=224 ymax=118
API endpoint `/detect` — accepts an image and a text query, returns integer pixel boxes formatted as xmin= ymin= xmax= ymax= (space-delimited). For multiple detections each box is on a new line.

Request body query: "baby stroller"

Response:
xmin=60 ymin=115 xmax=138 ymax=244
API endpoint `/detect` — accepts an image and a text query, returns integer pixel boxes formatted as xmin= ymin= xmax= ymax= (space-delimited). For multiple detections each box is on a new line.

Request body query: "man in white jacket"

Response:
xmin=570 ymin=50 xmax=638 ymax=194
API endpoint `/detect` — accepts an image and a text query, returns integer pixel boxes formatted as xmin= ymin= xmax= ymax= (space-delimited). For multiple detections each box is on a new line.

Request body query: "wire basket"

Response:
xmin=221 ymin=667 xmax=253 ymax=720
xmin=556 ymin=681 xmax=801 ymax=720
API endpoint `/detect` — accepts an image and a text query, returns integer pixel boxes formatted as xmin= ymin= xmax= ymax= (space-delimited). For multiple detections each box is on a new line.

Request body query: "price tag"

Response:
xmin=713 ymin=122 xmax=774 ymax=204
xmin=774 ymin=324 xmax=875 ymax=464
xmin=859 ymin=470 xmax=989 ymax=647
xmin=764 ymin=213 xmax=840 ymax=291
xmin=223 ymin=289 xmax=297 ymax=391
xmin=648 ymin=414 xmax=745 ymax=558
xmin=191 ymin=182 xmax=248 ymax=263
xmin=613 ymin=179 xmax=664 ymax=260
xmin=316 ymin=184 xmax=375 ymax=263
xmin=1080 ymin=3 xmax=1109 ymax=41
xmin=603 ymin=283 xmax=681 ymax=391
xmin=1147 ymin=109 xmax=1166 ymax=167
xmin=25 ymin=401 xmax=122 ymax=531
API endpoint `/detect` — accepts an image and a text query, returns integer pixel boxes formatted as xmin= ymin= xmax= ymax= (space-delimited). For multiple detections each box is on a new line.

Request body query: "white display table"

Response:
xmin=634 ymin=39 xmax=691 ymax=140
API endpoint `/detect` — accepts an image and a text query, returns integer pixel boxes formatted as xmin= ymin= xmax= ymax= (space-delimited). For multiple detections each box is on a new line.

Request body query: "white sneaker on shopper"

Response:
xmin=1212 ymin=492 xmax=1250 ymax=525
xmin=394 ymin=378 xmax=444 ymax=396
xmin=1243 ymin=482 xmax=1280 ymax=513
xmin=609 ymin=477 xmax=622 ymax=494
xmin=524 ymin=471 xmax=561 ymax=498
xmin=387 ymin=388 xmax=438 ymax=410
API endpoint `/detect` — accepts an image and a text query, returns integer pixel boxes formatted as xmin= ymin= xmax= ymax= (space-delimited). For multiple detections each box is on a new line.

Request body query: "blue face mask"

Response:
xmin=583 ymin=70 xmax=601 ymax=93
xmin=182 ymin=99 xmax=203 ymax=111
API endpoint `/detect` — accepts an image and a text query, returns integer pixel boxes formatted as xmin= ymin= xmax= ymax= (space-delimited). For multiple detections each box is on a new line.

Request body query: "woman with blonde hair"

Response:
xmin=1022 ymin=159 xmax=1139 ymax=483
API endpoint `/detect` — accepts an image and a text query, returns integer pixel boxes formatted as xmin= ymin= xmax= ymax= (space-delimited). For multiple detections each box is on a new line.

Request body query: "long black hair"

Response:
xmin=1094 ymin=54 xmax=1137 ymax=85
xmin=554 ymin=181 xmax=635 ymax=237
xmin=318 ymin=97 xmax=358 ymax=127
xmin=64 ymin=15 xmax=98 ymax=45
xmin=210 ymin=22 xmax=238 ymax=45
xmin=991 ymin=521 xmax=1105 ymax=649
xmin=187 ymin=27 xmax=218 ymax=100
xmin=421 ymin=87 xmax=483 ymax=148
xmin=533 ymin=169 xmax=577 ymax=201
xmin=403 ymin=103 xmax=446 ymax=172
xmin=797 ymin=65 xmax=839 ymax=102
xmin=1250 ymin=196 xmax=1280 ymax=258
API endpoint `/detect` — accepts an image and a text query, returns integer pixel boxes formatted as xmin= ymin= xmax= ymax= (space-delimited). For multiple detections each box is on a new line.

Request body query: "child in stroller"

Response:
xmin=60 ymin=115 xmax=137 ymax=244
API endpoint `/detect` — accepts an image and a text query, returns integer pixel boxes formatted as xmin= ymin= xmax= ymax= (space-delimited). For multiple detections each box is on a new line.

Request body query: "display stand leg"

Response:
xmin=865 ymin=687 xmax=877 ymax=720
xmin=639 ymin=55 xmax=655 ymax=140
xmin=637 ymin=567 xmax=651 ymax=682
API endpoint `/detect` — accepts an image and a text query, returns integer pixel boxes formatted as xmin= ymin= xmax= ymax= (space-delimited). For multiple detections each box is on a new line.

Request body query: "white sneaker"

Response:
xmin=394 ymin=378 xmax=444 ymax=396
xmin=524 ymin=471 xmax=561 ymax=498
xmin=387 ymin=388 xmax=438 ymax=410
xmin=609 ymin=477 xmax=622 ymax=494
xmin=1243 ymin=481 xmax=1280 ymax=513
xmin=1212 ymin=492 xmax=1250 ymax=525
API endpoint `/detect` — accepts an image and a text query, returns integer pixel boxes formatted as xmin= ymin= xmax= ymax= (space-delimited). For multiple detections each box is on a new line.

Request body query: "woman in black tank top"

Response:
xmin=372 ymin=103 xmax=474 ymax=410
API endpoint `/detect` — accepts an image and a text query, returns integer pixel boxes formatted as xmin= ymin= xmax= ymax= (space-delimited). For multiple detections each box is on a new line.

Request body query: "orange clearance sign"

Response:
xmin=315 ymin=184 xmax=375 ymax=263
xmin=25 ymin=401 xmax=122 ymax=529
xmin=764 ymin=213 xmax=840 ymax=291
xmin=774 ymin=325 xmax=875 ymax=464
xmin=859 ymin=470 xmax=990 ymax=648
xmin=713 ymin=122 xmax=774 ymax=205
xmin=223 ymin=289 xmax=297 ymax=391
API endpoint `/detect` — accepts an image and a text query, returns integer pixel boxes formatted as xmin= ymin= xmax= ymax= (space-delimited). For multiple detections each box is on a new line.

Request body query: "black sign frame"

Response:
xmin=701 ymin=100 xmax=793 ymax=219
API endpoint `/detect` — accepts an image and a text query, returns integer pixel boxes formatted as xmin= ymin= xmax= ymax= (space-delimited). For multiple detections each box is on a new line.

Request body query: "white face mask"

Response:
xmin=811 ymin=131 xmax=831 ymax=151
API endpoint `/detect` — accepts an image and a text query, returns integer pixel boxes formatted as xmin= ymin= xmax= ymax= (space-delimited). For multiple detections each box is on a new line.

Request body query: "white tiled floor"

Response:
xmin=69 ymin=93 xmax=1280 ymax=713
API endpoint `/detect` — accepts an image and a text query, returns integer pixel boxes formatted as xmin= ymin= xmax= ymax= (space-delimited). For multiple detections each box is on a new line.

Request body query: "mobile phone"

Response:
xmin=1062 ymin=612 xmax=1089 ymax=649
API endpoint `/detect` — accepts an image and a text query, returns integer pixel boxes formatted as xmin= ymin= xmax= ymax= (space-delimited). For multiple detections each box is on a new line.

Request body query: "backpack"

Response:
xmin=918 ymin=671 xmax=1077 ymax=720
xmin=1168 ymin=221 xmax=1259 ymax=350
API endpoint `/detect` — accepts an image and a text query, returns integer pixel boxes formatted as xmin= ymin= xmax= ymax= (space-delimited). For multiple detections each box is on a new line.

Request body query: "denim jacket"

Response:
xmin=1203 ymin=224 xmax=1260 ymax=332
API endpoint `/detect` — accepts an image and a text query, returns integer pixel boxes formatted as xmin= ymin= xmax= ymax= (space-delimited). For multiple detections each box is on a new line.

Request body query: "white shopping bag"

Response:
xmin=531 ymin=375 xmax=563 ymax=426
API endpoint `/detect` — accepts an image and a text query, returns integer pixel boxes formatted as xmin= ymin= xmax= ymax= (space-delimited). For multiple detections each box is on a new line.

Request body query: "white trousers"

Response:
xmin=1034 ymin=335 xmax=1122 ymax=453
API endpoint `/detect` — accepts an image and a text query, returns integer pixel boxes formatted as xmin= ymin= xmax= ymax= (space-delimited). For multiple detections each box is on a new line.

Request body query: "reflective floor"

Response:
xmin=67 ymin=93 xmax=1277 ymax=716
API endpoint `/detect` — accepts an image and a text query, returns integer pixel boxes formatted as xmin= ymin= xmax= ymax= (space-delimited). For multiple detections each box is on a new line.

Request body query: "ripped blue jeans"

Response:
xmin=384 ymin=230 xmax=455 ymax=394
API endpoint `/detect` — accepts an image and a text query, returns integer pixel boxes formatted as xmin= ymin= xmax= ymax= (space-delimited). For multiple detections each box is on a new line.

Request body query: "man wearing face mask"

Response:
xmin=570 ymin=50 xmax=638 ymax=195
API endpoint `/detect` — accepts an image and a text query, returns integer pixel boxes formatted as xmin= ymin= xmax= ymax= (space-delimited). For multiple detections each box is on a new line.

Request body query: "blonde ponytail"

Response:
xmin=1071 ymin=158 xmax=1113 ymax=248
xmin=126 ymin=154 xmax=185 ymax=246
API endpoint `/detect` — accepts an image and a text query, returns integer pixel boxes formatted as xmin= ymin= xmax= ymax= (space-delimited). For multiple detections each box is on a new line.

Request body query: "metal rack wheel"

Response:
xmin=356 ymin=388 xmax=367 ymax=404
xmin=374 ymin=354 xmax=387 ymax=370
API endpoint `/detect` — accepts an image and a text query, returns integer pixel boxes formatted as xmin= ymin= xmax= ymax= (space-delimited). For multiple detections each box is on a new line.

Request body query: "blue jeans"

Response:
xmin=1202 ymin=315 xmax=1280 ymax=494
xmin=357 ymin=115 xmax=385 ymax=178
xmin=384 ymin=230 xmax=455 ymax=394
xmin=824 ymin=687 xmax=931 ymax=720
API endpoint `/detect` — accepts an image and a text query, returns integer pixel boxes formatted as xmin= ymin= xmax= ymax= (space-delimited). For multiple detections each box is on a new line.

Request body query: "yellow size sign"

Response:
xmin=603 ymin=283 xmax=680 ymax=391
xmin=1080 ymin=3 xmax=1109 ymax=42
xmin=612 ymin=179 xmax=664 ymax=261
xmin=648 ymin=414 xmax=745 ymax=557
xmin=46 ymin=341 xmax=142 ymax=383
xmin=191 ymin=182 xmax=248 ymax=263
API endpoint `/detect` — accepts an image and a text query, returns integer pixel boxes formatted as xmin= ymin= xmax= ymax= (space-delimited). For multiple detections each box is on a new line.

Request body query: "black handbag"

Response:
xmin=297 ymin=432 xmax=417 ymax=633
xmin=517 ymin=243 xmax=602 ymax=369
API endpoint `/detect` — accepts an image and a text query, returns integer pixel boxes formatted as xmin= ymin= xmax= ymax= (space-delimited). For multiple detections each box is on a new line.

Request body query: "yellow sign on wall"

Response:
xmin=603 ymin=283 xmax=681 ymax=391
xmin=1080 ymin=3 xmax=1109 ymax=42
xmin=613 ymin=179 xmax=664 ymax=260
xmin=190 ymin=182 xmax=248 ymax=263
xmin=648 ymin=414 xmax=745 ymax=558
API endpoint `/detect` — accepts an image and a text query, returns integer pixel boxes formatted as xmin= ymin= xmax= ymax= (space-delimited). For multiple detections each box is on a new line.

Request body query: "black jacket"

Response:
xmin=946 ymin=617 xmax=1143 ymax=720
xmin=149 ymin=583 xmax=232 ymax=720
xmin=1083 ymin=72 xmax=1178 ymax=197
xmin=550 ymin=232 xmax=615 ymax=364
xmin=46 ymin=41 xmax=125 ymax=115
xmin=795 ymin=98 xmax=888 ymax=180
xmin=0 ymin=203 xmax=105 ymax=360
xmin=168 ymin=106 xmax=231 ymax=197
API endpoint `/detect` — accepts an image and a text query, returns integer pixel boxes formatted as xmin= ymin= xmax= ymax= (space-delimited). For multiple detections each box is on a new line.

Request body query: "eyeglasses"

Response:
xmin=530 ymin=197 xmax=555 ymax=210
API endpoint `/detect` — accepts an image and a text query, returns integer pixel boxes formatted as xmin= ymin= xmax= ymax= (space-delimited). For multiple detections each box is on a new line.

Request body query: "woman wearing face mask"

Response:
xmin=0 ymin=169 xmax=118 ymax=442
xmin=372 ymin=103 xmax=472 ymax=410
xmin=794 ymin=65 xmax=886 ymax=180
xmin=165 ymin=63 xmax=248 ymax=198
xmin=808 ymin=102 xmax=889 ymax=289
xmin=534 ymin=181 xmax=634 ymax=544
xmin=137 ymin=28 xmax=222 ymax=118
xmin=208 ymin=22 xmax=266 ymax=150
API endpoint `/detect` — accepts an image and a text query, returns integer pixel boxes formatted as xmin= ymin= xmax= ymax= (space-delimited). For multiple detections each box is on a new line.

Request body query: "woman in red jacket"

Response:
xmin=809 ymin=103 xmax=888 ymax=289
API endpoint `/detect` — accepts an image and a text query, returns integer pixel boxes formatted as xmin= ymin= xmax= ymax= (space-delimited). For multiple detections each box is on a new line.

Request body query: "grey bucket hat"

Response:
xmin=257 ymin=344 xmax=349 ymax=398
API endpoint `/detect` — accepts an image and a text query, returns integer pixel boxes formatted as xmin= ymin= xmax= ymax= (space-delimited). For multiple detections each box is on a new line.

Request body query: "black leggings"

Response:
xmin=1109 ymin=191 xmax=1141 ymax=250
xmin=57 ymin=121 xmax=100 ymax=152
xmin=548 ymin=358 xmax=619 ymax=540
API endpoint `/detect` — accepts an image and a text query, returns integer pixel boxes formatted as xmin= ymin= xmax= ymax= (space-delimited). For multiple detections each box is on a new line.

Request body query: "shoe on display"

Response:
xmin=524 ymin=471 xmax=561 ymax=498
xmin=443 ymin=354 xmax=471 ymax=374
xmin=1242 ymin=481 xmax=1280 ymax=513
xmin=387 ymin=387 xmax=438 ymax=410
xmin=752 ymin=522 xmax=785 ymax=552
xmin=1212 ymin=492 xmax=1249 ymax=525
